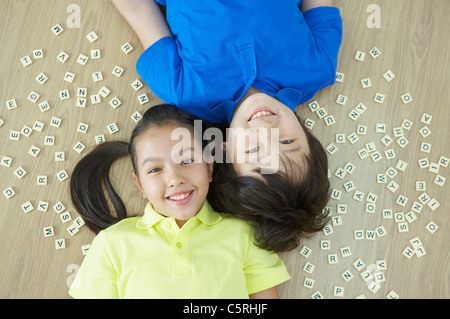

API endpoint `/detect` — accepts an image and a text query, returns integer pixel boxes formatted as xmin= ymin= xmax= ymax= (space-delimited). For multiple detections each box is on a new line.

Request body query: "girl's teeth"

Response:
xmin=169 ymin=192 xmax=190 ymax=200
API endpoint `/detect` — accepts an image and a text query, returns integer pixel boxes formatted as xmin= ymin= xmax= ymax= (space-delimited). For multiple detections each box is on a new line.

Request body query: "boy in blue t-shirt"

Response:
xmin=111 ymin=0 xmax=342 ymax=252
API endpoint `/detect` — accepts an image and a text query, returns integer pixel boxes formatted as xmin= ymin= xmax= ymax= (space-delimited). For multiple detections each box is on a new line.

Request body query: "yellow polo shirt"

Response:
xmin=69 ymin=201 xmax=290 ymax=298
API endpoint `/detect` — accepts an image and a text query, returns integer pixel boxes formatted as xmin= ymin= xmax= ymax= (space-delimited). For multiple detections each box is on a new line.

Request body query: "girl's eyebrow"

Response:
xmin=175 ymin=146 xmax=195 ymax=157
xmin=142 ymin=157 xmax=161 ymax=166
xmin=141 ymin=147 xmax=194 ymax=166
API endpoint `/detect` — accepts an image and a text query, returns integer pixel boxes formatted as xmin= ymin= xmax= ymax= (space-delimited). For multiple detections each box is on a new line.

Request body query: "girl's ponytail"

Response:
xmin=70 ymin=141 xmax=131 ymax=233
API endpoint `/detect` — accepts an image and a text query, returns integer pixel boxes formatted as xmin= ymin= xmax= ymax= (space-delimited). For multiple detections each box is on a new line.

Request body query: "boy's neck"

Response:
xmin=234 ymin=86 xmax=262 ymax=115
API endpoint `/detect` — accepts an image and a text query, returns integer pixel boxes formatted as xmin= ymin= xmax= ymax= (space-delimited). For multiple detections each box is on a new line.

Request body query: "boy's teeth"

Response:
xmin=251 ymin=111 xmax=272 ymax=120
xmin=169 ymin=192 xmax=190 ymax=200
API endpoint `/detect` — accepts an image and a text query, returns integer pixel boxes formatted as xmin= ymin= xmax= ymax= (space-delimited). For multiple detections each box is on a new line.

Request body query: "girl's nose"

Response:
xmin=167 ymin=170 xmax=186 ymax=188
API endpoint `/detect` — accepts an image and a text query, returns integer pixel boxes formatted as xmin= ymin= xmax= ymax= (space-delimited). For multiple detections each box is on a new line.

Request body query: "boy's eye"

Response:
xmin=247 ymin=147 xmax=260 ymax=154
xmin=280 ymin=140 xmax=294 ymax=145
xmin=148 ymin=168 xmax=162 ymax=174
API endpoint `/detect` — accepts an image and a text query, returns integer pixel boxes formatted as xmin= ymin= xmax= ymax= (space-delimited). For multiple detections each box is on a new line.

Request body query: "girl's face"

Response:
xmin=133 ymin=123 xmax=213 ymax=227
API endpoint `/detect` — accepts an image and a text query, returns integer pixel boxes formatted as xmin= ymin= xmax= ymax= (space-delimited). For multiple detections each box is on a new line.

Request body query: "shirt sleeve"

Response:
xmin=243 ymin=229 xmax=291 ymax=295
xmin=136 ymin=36 xmax=182 ymax=106
xmin=68 ymin=231 xmax=119 ymax=299
xmin=302 ymin=6 xmax=343 ymax=79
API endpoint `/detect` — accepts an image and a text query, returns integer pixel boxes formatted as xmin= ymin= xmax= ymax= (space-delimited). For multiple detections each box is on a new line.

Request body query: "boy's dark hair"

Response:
xmin=209 ymin=120 xmax=330 ymax=252
xmin=70 ymin=104 xmax=208 ymax=233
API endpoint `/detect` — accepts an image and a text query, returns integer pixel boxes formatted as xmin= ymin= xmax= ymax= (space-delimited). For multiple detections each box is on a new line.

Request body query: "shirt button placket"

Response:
xmin=172 ymin=231 xmax=191 ymax=276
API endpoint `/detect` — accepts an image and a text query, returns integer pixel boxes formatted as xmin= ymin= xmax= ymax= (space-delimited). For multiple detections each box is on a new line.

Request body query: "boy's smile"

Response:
xmin=248 ymin=107 xmax=276 ymax=122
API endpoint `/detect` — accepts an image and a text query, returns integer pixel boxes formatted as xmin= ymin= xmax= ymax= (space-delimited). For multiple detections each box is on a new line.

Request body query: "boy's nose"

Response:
xmin=248 ymin=114 xmax=279 ymax=128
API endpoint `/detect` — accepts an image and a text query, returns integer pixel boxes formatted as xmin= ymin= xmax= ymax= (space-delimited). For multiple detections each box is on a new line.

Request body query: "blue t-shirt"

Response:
xmin=136 ymin=0 xmax=342 ymax=123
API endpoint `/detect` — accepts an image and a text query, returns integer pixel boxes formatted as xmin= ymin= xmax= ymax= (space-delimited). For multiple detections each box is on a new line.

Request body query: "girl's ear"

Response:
xmin=207 ymin=163 xmax=214 ymax=182
xmin=222 ymin=141 xmax=232 ymax=163
xmin=201 ymin=147 xmax=214 ymax=182
xmin=132 ymin=172 xmax=146 ymax=198
xmin=221 ymin=142 xmax=227 ymax=154
xmin=221 ymin=142 xmax=227 ymax=161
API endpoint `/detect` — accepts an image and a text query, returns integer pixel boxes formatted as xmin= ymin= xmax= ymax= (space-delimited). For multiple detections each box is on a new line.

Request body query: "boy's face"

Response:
xmin=226 ymin=92 xmax=310 ymax=179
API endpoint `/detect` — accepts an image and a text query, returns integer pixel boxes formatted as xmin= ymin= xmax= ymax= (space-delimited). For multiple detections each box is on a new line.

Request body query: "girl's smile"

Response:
xmin=166 ymin=190 xmax=195 ymax=206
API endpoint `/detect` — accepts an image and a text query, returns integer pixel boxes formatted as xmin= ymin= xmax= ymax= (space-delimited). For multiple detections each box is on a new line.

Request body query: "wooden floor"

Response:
xmin=0 ymin=0 xmax=448 ymax=299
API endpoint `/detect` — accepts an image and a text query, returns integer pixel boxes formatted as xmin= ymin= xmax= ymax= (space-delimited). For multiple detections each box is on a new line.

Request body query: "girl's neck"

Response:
xmin=176 ymin=219 xmax=188 ymax=228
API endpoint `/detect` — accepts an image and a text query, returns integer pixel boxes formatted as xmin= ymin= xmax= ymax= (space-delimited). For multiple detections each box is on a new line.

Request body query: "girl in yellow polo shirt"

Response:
xmin=68 ymin=104 xmax=290 ymax=299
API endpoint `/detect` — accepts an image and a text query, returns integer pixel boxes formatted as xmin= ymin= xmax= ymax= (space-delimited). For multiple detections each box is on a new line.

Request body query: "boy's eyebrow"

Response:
xmin=282 ymin=146 xmax=301 ymax=154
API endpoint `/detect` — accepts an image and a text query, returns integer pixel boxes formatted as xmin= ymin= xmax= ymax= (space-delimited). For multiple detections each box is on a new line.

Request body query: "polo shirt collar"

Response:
xmin=275 ymin=88 xmax=303 ymax=112
xmin=210 ymin=100 xmax=237 ymax=124
xmin=136 ymin=202 xmax=165 ymax=229
xmin=136 ymin=201 xmax=222 ymax=230
xmin=195 ymin=200 xmax=222 ymax=226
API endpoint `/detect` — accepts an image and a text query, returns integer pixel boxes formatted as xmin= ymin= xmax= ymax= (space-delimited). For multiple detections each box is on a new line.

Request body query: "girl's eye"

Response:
xmin=181 ymin=158 xmax=194 ymax=165
xmin=148 ymin=168 xmax=162 ymax=174
xmin=247 ymin=147 xmax=260 ymax=154
xmin=280 ymin=140 xmax=294 ymax=145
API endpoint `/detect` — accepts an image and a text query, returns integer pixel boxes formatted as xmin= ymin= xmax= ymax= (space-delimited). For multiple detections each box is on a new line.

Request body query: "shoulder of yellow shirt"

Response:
xmin=100 ymin=211 xmax=254 ymax=234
